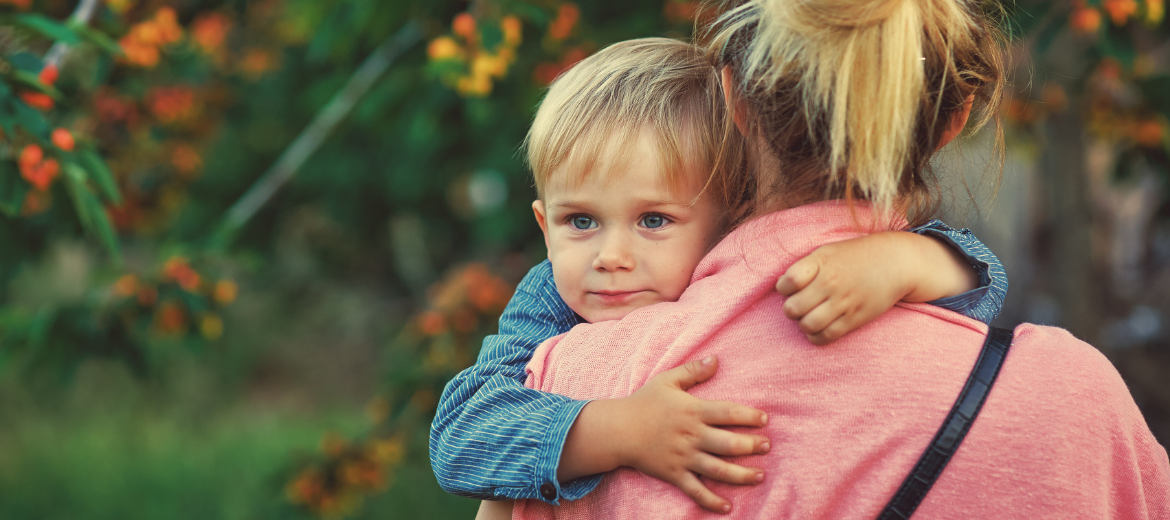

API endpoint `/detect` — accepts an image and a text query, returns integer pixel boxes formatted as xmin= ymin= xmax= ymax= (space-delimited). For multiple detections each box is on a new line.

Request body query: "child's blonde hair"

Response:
xmin=709 ymin=0 xmax=1006 ymax=224
xmin=525 ymin=38 xmax=746 ymax=216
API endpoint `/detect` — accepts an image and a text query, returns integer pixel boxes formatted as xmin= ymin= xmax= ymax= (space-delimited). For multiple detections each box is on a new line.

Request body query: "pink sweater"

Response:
xmin=518 ymin=201 xmax=1170 ymax=519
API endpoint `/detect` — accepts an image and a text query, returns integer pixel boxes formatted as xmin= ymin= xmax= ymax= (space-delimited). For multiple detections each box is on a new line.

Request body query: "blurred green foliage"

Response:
xmin=0 ymin=0 xmax=1167 ymax=518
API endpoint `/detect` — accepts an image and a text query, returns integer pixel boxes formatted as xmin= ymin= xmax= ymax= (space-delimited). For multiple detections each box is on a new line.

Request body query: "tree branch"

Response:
xmin=211 ymin=20 xmax=423 ymax=250
xmin=44 ymin=0 xmax=101 ymax=68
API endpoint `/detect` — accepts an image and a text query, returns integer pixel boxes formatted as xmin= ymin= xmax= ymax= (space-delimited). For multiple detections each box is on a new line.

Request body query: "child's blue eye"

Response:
xmin=641 ymin=215 xmax=665 ymax=228
xmin=571 ymin=216 xmax=596 ymax=230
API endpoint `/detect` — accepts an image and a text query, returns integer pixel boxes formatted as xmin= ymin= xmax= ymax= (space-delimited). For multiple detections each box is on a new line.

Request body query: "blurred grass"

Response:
xmin=0 ymin=355 xmax=477 ymax=520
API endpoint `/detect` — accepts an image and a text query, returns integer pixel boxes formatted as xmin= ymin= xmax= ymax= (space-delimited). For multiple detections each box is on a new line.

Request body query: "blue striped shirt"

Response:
xmin=430 ymin=220 xmax=1008 ymax=504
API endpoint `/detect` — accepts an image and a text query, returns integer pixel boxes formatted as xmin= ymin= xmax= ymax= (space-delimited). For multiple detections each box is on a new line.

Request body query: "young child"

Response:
xmin=430 ymin=38 xmax=1007 ymax=518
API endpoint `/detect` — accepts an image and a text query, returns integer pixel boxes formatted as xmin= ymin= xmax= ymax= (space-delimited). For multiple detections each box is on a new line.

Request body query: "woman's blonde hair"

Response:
xmin=525 ymin=38 xmax=747 ymax=217
xmin=708 ymin=0 xmax=1006 ymax=224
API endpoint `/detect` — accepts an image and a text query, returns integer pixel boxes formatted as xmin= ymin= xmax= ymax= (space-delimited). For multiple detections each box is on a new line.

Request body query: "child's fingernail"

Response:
xmin=760 ymin=413 xmax=768 ymax=425
xmin=760 ymin=442 xmax=770 ymax=453
xmin=702 ymin=355 xmax=714 ymax=365
xmin=756 ymin=472 xmax=765 ymax=482
xmin=722 ymin=504 xmax=731 ymax=513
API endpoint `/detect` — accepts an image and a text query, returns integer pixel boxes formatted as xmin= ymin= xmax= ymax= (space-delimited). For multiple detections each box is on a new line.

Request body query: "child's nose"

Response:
xmin=593 ymin=232 xmax=634 ymax=272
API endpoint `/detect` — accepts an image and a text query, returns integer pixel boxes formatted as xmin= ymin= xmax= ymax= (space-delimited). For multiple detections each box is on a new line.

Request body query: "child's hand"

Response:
xmin=558 ymin=356 xmax=770 ymax=514
xmin=776 ymin=232 xmax=978 ymax=345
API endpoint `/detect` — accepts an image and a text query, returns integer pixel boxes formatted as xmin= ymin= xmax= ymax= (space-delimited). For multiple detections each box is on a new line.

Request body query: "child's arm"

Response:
xmin=776 ymin=221 xmax=1007 ymax=345
xmin=431 ymin=260 xmax=767 ymax=513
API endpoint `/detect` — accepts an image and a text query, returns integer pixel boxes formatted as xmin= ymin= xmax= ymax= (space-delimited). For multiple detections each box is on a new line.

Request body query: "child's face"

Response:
xmin=533 ymin=131 xmax=723 ymax=323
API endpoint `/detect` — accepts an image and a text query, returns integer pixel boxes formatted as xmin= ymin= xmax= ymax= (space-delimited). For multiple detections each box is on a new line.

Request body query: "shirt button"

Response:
xmin=539 ymin=482 xmax=557 ymax=501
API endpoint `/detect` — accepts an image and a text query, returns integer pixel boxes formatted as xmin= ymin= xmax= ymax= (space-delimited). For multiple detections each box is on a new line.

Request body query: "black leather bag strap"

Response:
xmin=876 ymin=326 xmax=1014 ymax=520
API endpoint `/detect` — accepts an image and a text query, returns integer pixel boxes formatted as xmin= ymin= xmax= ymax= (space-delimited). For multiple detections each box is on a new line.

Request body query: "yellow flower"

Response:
xmin=501 ymin=16 xmax=522 ymax=46
xmin=427 ymin=36 xmax=463 ymax=62
xmin=457 ymin=73 xmax=492 ymax=97
xmin=214 ymin=279 xmax=238 ymax=304
xmin=200 ymin=314 xmax=224 ymax=340
xmin=1147 ymin=0 xmax=1165 ymax=24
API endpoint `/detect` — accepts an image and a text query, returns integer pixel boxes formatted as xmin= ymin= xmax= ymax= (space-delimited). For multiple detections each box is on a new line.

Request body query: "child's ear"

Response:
xmin=532 ymin=200 xmax=551 ymax=257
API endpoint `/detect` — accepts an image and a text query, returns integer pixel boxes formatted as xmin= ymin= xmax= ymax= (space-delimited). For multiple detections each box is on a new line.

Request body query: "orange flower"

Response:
xmin=51 ymin=128 xmax=75 ymax=151
xmin=38 ymin=65 xmax=58 ymax=86
xmin=1071 ymin=7 xmax=1103 ymax=33
xmin=1104 ymin=0 xmax=1139 ymax=24
xmin=286 ymin=469 xmax=324 ymax=504
xmin=170 ymin=144 xmax=202 ymax=176
xmin=20 ymin=189 xmax=50 ymax=216
xmin=147 ymin=87 xmax=196 ymax=123
xmin=548 ymin=3 xmax=580 ymax=41
xmin=1135 ymin=120 xmax=1165 ymax=147
xmin=192 ymin=13 xmax=231 ymax=54
xmin=154 ymin=301 xmax=186 ymax=333
xmin=19 ymin=91 xmax=53 ymax=110
xmin=1040 ymin=84 xmax=1068 ymax=114
xmin=112 ymin=274 xmax=139 ymax=297
xmin=501 ymin=15 xmax=522 ymax=46
xmin=418 ymin=310 xmax=447 ymax=336
xmin=19 ymin=144 xmax=43 ymax=167
xmin=664 ymin=1 xmax=700 ymax=23
xmin=0 ymin=0 xmax=31 ymax=10
xmin=162 ymin=257 xmax=201 ymax=291
xmin=18 ymin=146 xmax=60 ymax=191
xmin=213 ymin=279 xmax=238 ymax=304
xmin=239 ymin=49 xmax=277 ymax=79
xmin=137 ymin=286 xmax=158 ymax=306
xmin=453 ymin=13 xmax=476 ymax=40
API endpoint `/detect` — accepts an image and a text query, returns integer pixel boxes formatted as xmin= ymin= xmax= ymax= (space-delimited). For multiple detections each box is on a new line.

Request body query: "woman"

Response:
xmin=512 ymin=0 xmax=1170 ymax=518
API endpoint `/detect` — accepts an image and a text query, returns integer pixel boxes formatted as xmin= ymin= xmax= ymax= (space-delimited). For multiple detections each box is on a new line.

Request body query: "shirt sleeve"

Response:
xmin=909 ymin=219 xmax=1009 ymax=324
xmin=430 ymin=260 xmax=602 ymax=504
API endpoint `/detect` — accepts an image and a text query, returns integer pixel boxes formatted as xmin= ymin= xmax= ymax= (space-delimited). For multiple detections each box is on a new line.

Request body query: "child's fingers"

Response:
xmin=807 ymin=303 xmax=882 ymax=345
xmin=674 ymin=471 xmax=733 ymax=514
xmin=776 ymin=256 xmax=821 ymax=296
xmin=655 ymin=355 xmax=719 ymax=391
xmin=696 ymin=400 xmax=768 ymax=427
xmin=781 ymin=283 xmax=830 ymax=321
xmin=690 ymin=452 xmax=766 ymax=486
xmin=697 ymin=427 xmax=771 ymax=456
xmin=797 ymin=300 xmax=844 ymax=336
xmin=805 ymin=317 xmax=852 ymax=346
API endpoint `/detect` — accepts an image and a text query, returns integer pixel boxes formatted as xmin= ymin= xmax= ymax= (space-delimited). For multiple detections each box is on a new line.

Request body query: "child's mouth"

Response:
xmin=588 ymin=291 xmax=647 ymax=305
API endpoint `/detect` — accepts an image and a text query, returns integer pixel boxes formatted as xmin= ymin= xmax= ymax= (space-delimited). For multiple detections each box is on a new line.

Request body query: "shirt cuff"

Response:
xmin=910 ymin=219 xmax=1007 ymax=324
xmin=532 ymin=398 xmax=603 ymax=504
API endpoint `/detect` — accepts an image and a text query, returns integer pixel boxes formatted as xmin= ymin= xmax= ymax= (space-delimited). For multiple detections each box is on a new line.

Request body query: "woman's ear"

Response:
xmin=721 ymin=67 xmax=749 ymax=136
xmin=532 ymin=199 xmax=551 ymax=256
xmin=937 ymin=94 xmax=975 ymax=150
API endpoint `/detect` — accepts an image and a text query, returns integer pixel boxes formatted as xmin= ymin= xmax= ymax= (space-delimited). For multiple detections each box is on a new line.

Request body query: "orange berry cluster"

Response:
xmin=286 ymin=433 xmax=405 ymax=517
xmin=18 ymin=65 xmax=58 ymax=111
xmin=415 ymin=263 xmax=513 ymax=338
xmin=147 ymin=86 xmax=197 ymax=124
xmin=111 ymin=257 xmax=238 ymax=340
xmin=547 ymin=3 xmax=580 ymax=41
xmin=18 ymin=144 xmax=59 ymax=191
xmin=427 ymin=13 xmax=523 ymax=97
xmin=1071 ymin=0 xmax=1163 ymax=34
xmin=120 ymin=7 xmax=183 ymax=68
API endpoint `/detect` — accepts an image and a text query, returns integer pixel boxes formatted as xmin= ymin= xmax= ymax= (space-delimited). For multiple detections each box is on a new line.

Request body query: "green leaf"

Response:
xmin=74 ymin=25 xmax=124 ymax=56
xmin=62 ymin=162 xmax=92 ymax=231
xmin=78 ymin=149 xmax=122 ymax=205
xmin=0 ymin=161 xmax=29 ymax=216
xmin=0 ymin=99 xmax=14 ymax=137
xmin=15 ymin=14 xmax=81 ymax=44
xmin=8 ymin=52 xmax=42 ymax=73
xmin=85 ymin=190 xmax=121 ymax=261
xmin=11 ymin=70 xmax=63 ymax=98
xmin=508 ymin=3 xmax=553 ymax=26
xmin=0 ymin=80 xmax=11 ymax=99
xmin=10 ymin=99 xmax=49 ymax=138
xmin=481 ymin=24 xmax=503 ymax=51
